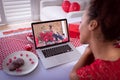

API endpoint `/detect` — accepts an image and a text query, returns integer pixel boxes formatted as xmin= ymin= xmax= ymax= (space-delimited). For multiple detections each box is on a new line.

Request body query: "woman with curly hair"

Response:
xmin=70 ymin=0 xmax=120 ymax=79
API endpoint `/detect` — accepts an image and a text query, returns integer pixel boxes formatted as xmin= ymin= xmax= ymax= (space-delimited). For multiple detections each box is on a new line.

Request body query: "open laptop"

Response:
xmin=31 ymin=19 xmax=81 ymax=69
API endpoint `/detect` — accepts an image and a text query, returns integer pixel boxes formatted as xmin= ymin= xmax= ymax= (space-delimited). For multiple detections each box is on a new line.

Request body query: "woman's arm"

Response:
xmin=70 ymin=46 xmax=94 ymax=80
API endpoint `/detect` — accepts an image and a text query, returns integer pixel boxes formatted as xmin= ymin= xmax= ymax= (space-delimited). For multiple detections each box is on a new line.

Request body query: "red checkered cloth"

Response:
xmin=70 ymin=38 xmax=81 ymax=47
xmin=0 ymin=33 xmax=36 ymax=70
xmin=0 ymin=33 xmax=81 ymax=70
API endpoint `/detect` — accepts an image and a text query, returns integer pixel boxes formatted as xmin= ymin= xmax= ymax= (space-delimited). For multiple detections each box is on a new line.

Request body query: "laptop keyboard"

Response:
xmin=42 ymin=44 xmax=73 ymax=58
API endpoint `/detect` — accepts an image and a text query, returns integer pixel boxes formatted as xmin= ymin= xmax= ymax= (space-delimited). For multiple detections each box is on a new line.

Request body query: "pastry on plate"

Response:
xmin=8 ymin=58 xmax=24 ymax=71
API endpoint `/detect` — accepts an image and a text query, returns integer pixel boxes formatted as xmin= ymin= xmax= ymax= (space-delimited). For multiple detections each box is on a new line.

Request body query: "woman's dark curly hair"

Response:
xmin=87 ymin=0 xmax=120 ymax=41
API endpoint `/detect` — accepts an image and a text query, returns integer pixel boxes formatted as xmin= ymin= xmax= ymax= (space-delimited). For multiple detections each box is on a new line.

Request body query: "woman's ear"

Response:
xmin=88 ymin=20 xmax=98 ymax=31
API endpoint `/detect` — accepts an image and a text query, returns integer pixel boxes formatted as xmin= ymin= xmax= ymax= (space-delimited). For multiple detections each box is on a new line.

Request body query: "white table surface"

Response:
xmin=0 ymin=45 xmax=87 ymax=80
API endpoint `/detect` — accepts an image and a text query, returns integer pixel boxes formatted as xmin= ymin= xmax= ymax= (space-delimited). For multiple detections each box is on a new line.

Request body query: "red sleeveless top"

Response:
xmin=76 ymin=58 xmax=120 ymax=80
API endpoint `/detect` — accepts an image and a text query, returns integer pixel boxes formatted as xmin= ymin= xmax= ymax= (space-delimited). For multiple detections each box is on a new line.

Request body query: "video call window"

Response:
xmin=32 ymin=20 xmax=69 ymax=48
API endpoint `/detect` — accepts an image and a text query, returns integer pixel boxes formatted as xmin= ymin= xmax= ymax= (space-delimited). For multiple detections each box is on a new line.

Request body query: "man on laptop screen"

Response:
xmin=32 ymin=20 xmax=68 ymax=48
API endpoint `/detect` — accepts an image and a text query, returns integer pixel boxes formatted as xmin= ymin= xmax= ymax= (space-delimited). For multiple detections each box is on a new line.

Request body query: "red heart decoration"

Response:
xmin=62 ymin=1 xmax=80 ymax=13
xmin=25 ymin=44 xmax=32 ymax=51
xmin=62 ymin=1 xmax=71 ymax=13
xmin=27 ymin=34 xmax=33 ymax=37
xmin=69 ymin=2 xmax=80 ymax=12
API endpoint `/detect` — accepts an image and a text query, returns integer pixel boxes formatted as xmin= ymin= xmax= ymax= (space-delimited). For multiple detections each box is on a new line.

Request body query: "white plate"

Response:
xmin=2 ymin=51 xmax=39 ymax=76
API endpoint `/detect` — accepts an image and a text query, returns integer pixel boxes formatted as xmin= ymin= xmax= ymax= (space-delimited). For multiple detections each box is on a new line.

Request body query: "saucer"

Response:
xmin=2 ymin=51 xmax=39 ymax=76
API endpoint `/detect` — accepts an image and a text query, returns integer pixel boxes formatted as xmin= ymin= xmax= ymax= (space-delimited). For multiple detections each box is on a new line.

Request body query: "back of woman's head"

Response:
xmin=87 ymin=0 xmax=120 ymax=41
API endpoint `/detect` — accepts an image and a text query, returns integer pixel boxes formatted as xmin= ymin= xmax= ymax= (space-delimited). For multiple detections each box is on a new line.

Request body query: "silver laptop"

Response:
xmin=31 ymin=19 xmax=81 ymax=69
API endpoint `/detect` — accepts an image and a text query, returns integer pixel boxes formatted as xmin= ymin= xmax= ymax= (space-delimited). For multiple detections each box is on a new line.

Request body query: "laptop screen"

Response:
xmin=31 ymin=19 xmax=69 ymax=49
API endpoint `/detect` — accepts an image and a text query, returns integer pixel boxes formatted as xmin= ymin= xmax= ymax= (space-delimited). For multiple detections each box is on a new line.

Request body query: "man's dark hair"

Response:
xmin=49 ymin=25 xmax=52 ymax=29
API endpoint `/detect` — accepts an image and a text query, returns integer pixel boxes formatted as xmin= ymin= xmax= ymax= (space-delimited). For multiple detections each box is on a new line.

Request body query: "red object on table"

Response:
xmin=69 ymin=23 xmax=80 ymax=38
xmin=24 ymin=44 xmax=32 ymax=51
